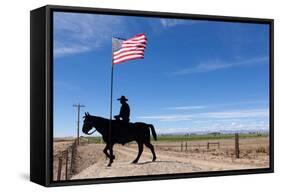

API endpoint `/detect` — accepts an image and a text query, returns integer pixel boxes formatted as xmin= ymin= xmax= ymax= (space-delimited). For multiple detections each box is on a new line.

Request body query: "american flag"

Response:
xmin=112 ymin=33 xmax=147 ymax=64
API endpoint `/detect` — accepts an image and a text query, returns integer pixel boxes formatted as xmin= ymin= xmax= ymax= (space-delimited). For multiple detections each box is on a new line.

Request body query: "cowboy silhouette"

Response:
xmin=114 ymin=96 xmax=130 ymax=144
xmin=114 ymin=95 xmax=130 ymax=124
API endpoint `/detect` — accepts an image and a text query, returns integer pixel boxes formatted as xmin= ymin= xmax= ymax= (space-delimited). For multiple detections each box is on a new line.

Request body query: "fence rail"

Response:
xmin=155 ymin=134 xmax=241 ymax=157
xmin=207 ymin=142 xmax=220 ymax=149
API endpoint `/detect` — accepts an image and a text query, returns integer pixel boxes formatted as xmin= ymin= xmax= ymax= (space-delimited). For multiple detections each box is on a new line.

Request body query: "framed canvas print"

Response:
xmin=30 ymin=5 xmax=274 ymax=187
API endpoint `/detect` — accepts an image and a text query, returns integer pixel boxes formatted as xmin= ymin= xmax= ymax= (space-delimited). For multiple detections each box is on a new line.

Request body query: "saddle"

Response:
xmin=113 ymin=120 xmax=131 ymax=145
xmin=114 ymin=120 xmax=131 ymax=129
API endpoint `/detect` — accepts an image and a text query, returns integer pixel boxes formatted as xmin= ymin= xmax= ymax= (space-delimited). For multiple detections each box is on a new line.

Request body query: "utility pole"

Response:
xmin=73 ymin=103 xmax=85 ymax=145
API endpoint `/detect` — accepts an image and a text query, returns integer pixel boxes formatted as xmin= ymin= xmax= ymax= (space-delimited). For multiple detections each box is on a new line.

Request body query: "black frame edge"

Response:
xmin=45 ymin=4 xmax=273 ymax=23
xmin=30 ymin=6 xmax=48 ymax=186
xmin=48 ymin=168 xmax=273 ymax=187
xmin=269 ymin=20 xmax=274 ymax=172
xmin=46 ymin=5 xmax=53 ymax=186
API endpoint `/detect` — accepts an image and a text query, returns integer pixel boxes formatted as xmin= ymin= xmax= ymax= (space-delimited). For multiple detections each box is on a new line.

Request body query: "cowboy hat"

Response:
xmin=117 ymin=95 xmax=128 ymax=101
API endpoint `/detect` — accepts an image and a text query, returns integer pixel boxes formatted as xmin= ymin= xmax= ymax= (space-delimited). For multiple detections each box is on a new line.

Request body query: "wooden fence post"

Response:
xmin=181 ymin=142 xmax=183 ymax=152
xmin=207 ymin=142 xmax=209 ymax=149
xmin=65 ymin=149 xmax=69 ymax=180
xmin=185 ymin=142 xmax=187 ymax=151
xmin=70 ymin=140 xmax=78 ymax=176
xmin=70 ymin=145 xmax=75 ymax=175
xmin=235 ymin=133 xmax=240 ymax=158
xmin=57 ymin=157 xmax=62 ymax=181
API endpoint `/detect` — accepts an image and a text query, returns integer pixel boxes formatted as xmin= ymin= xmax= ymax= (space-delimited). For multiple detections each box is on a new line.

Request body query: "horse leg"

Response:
xmin=103 ymin=144 xmax=111 ymax=159
xmin=107 ymin=144 xmax=115 ymax=167
xmin=103 ymin=143 xmax=115 ymax=160
xmin=132 ymin=142 xmax=143 ymax=164
xmin=145 ymin=142 xmax=156 ymax=162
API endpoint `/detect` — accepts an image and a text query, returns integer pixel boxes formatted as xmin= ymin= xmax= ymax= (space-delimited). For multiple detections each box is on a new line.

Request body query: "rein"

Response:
xmin=87 ymin=129 xmax=97 ymax=135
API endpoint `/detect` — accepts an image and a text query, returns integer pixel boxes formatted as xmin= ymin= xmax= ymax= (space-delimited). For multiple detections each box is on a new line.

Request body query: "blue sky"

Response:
xmin=53 ymin=12 xmax=270 ymax=137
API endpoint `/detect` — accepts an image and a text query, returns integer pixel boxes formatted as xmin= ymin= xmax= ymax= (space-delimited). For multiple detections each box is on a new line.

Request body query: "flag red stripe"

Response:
xmin=122 ymin=44 xmax=146 ymax=48
xmin=124 ymin=38 xmax=147 ymax=43
xmin=114 ymin=50 xmax=144 ymax=60
xmin=113 ymin=53 xmax=144 ymax=63
xmin=123 ymin=41 xmax=147 ymax=45
xmin=113 ymin=55 xmax=144 ymax=64
xmin=113 ymin=47 xmax=145 ymax=56
xmin=114 ymin=52 xmax=144 ymax=61
xmin=125 ymin=34 xmax=146 ymax=41
xmin=113 ymin=49 xmax=145 ymax=57
xmin=123 ymin=38 xmax=147 ymax=44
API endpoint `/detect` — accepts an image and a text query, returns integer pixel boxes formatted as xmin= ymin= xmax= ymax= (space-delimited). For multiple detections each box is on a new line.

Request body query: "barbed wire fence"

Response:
xmin=55 ymin=139 xmax=79 ymax=181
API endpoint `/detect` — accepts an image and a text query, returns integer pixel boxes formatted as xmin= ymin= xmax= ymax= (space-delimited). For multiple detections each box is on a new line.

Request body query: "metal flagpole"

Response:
xmin=109 ymin=38 xmax=114 ymax=148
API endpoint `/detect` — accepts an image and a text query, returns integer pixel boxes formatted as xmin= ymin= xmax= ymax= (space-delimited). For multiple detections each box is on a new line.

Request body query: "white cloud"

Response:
xmin=156 ymin=121 xmax=269 ymax=134
xmin=138 ymin=114 xmax=192 ymax=122
xmin=204 ymin=109 xmax=268 ymax=119
xmin=172 ymin=56 xmax=269 ymax=75
xmin=155 ymin=127 xmax=192 ymax=134
xmin=137 ymin=108 xmax=269 ymax=122
xmin=54 ymin=12 xmax=125 ymax=57
xmin=165 ymin=105 xmax=206 ymax=110
xmin=138 ymin=108 xmax=269 ymax=134
xmin=160 ymin=18 xmax=202 ymax=28
xmin=54 ymin=45 xmax=91 ymax=57
xmin=165 ymin=100 xmax=268 ymax=111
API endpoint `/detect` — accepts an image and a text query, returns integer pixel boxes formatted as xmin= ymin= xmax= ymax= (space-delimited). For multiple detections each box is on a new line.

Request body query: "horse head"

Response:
xmin=82 ymin=112 xmax=96 ymax=135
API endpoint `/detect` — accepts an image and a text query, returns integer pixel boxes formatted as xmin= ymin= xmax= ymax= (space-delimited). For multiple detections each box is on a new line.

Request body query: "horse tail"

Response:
xmin=148 ymin=124 xmax=157 ymax=141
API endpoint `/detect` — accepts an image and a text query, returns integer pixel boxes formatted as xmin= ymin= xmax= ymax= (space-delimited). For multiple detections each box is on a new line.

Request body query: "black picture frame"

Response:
xmin=30 ymin=5 xmax=274 ymax=187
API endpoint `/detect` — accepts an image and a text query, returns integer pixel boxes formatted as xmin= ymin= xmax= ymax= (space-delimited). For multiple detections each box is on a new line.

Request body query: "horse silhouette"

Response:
xmin=82 ymin=112 xmax=157 ymax=166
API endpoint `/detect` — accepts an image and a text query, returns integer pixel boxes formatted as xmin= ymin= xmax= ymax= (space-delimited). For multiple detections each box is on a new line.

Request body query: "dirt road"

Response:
xmin=71 ymin=141 xmax=268 ymax=180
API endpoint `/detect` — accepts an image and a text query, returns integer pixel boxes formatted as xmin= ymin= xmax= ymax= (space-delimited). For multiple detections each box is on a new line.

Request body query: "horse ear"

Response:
xmin=84 ymin=112 xmax=87 ymax=116
xmin=86 ymin=112 xmax=90 ymax=116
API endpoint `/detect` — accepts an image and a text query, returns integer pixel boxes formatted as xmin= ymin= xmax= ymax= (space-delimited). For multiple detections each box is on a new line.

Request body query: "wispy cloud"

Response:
xmin=172 ymin=56 xmax=269 ymax=75
xmin=156 ymin=120 xmax=269 ymax=134
xmin=160 ymin=18 xmax=203 ymax=28
xmin=54 ymin=13 xmax=204 ymax=57
xmin=54 ymin=12 xmax=124 ymax=57
xmin=137 ymin=114 xmax=192 ymax=122
xmin=54 ymin=45 xmax=91 ymax=57
xmin=137 ymin=108 xmax=268 ymax=122
xmin=165 ymin=105 xmax=206 ymax=110
xmin=203 ymin=109 xmax=268 ymax=119
xmin=165 ymin=100 xmax=268 ymax=111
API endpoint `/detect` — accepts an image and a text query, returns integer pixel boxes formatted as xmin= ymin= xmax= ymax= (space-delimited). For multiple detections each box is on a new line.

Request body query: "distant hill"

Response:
xmin=158 ymin=129 xmax=269 ymax=136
